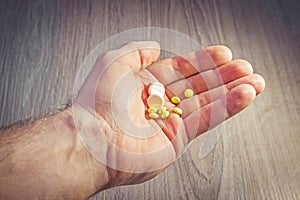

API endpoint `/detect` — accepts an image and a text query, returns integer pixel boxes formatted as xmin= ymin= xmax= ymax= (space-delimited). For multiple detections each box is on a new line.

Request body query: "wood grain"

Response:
xmin=0 ymin=0 xmax=299 ymax=199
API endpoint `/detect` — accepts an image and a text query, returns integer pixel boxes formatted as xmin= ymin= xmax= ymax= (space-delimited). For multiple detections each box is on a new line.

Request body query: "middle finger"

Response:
xmin=165 ymin=59 xmax=253 ymax=100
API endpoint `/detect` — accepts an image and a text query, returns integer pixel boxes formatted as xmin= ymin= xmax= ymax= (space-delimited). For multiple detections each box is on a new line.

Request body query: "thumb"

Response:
xmin=102 ymin=41 xmax=161 ymax=73
xmin=126 ymin=41 xmax=161 ymax=70
xmin=76 ymin=41 xmax=160 ymax=109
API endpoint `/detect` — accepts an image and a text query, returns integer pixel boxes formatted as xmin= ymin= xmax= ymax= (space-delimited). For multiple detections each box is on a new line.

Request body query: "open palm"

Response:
xmin=75 ymin=41 xmax=265 ymax=188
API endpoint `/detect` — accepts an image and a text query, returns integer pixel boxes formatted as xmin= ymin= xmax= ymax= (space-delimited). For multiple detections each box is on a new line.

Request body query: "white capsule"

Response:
xmin=147 ymin=94 xmax=165 ymax=107
xmin=148 ymin=82 xmax=165 ymax=96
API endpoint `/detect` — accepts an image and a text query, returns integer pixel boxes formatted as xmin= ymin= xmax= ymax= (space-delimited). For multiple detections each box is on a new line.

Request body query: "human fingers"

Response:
xmin=165 ymin=59 xmax=253 ymax=99
xmin=179 ymin=74 xmax=265 ymax=118
xmin=146 ymin=45 xmax=233 ymax=85
xmin=183 ymin=84 xmax=257 ymax=141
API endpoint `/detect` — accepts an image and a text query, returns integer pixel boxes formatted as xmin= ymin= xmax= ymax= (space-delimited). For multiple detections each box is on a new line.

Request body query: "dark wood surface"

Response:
xmin=0 ymin=0 xmax=299 ymax=199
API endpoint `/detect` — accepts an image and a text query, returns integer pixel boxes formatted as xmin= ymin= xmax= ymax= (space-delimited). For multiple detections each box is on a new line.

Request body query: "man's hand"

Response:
xmin=0 ymin=41 xmax=265 ymax=199
xmin=74 ymin=41 xmax=265 ymax=191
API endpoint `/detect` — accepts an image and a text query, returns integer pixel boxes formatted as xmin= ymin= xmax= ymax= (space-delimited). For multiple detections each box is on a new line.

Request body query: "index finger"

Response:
xmin=146 ymin=45 xmax=233 ymax=85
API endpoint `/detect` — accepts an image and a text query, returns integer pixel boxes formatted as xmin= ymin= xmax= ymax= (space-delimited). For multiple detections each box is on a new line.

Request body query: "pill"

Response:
xmin=147 ymin=94 xmax=165 ymax=107
xmin=161 ymin=111 xmax=170 ymax=119
xmin=173 ymin=107 xmax=183 ymax=115
xmin=184 ymin=89 xmax=194 ymax=98
xmin=158 ymin=106 xmax=167 ymax=115
xmin=148 ymin=82 xmax=165 ymax=96
xmin=149 ymin=112 xmax=159 ymax=119
xmin=148 ymin=104 xmax=161 ymax=113
xmin=171 ymin=96 xmax=181 ymax=104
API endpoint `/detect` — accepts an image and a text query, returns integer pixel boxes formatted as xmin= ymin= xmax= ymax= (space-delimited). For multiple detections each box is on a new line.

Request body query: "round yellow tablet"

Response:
xmin=161 ymin=111 xmax=170 ymax=119
xmin=171 ymin=96 xmax=181 ymax=104
xmin=173 ymin=107 xmax=183 ymax=115
xmin=147 ymin=104 xmax=161 ymax=113
xmin=149 ymin=112 xmax=159 ymax=119
xmin=158 ymin=107 xmax=167 ymax=115
xmin=184 ymin=89 xmax=194 ymax=98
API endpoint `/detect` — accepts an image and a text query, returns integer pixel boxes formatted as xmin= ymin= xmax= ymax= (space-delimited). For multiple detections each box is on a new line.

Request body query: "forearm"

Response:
xmin=0 ymin=108 xmax=108 ymax=199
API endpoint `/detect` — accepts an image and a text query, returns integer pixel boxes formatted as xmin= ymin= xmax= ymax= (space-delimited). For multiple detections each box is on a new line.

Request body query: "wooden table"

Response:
xmin=0 ymin=0 xmax=299 ymax=199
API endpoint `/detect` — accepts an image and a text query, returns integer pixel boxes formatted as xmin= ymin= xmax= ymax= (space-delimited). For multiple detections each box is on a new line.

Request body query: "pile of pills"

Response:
xmin=146 ymin=82 xmax=194 ymax=119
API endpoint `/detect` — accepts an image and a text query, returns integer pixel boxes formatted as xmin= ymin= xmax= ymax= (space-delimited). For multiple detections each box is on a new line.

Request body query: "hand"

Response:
xmin=74 ymin=41 xmax=265 ymax=191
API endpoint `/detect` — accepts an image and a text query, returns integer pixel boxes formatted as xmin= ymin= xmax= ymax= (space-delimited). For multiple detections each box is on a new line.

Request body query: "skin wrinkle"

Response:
xmin=59 ymin=110 xmax=108 ymax=197
xmin=171 ymin=56 xmax=198 ymax=79
xmin=87 ymin=107 xmax=142 ymax=187
xmin=70 ymin=133 xmax=108 ymax=196
xmin=201 ymin=86 xmax=229 ymax=107
xmin=154 ymin=114 xmax=185 ymax=156
xmin=52 ymin=111 xmax=79 ymax=174
xmin=226 ymin=74 xmax=265 ymax=95
xmin=137 ymin=47 xmax=152 ymax=69
xmin=199 ymin=105 xmax=213 ymax=133
xmin=171 ymin=118 xmax=189 ymax=156
xmin=75 ymin=106 xmax=116 ymax=182
xmin=148 ymin=61 xmax=180 ymax=85
xmin=51 ymin=114 xmax=88 ymax=196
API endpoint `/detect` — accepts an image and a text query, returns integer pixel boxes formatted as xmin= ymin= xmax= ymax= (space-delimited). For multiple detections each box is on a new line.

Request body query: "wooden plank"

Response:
xmin=0 ymin=0 xmax=299 ymax=199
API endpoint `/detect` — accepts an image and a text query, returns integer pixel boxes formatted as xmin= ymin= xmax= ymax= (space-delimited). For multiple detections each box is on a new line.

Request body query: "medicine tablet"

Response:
xmin=148 ymin=82 xmax=165 ymax=96
xmin=171 ymin=96 xmax=181 ymax=104
xmin=161 ymin=111 xmax=170 ymax=119
xmin=158 ymin=106 xmax=167 ymax=115
xmin=173 ymin=107 xmax=183 ymax=115
xmin=148 ymin=104 xmax=161 ymax=113
xmin=184 ymin=89 xmax=194 ymax=98
xmin=149 ymin=112 xmax=159 ymax=119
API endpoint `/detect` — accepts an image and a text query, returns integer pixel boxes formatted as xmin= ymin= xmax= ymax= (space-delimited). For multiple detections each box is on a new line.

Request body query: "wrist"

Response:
xmin=0 ymin=107 xmax=109 ymax=199
xmin=59 ymin=106 xmax=110 ymax=197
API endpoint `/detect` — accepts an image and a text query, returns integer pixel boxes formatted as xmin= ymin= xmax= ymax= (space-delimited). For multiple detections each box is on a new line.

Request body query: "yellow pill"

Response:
xmin=147 ymin=104 xmax=161 ymax=113
xmin=184 ymin=89 xmax=194 ymax=98
xmin=173 ymin=107 xmax=183 ymax=115
xmin=171 ymin=96 xmax=181 ymax=104
xmin=161 ymin=111 xmax=170 ymax=119
xmin=149 ymin=112 xmax=159 ymax=119
xmin=158 ymin=107 xmax=167 ymax=115
xmin=148 ymin=107 xmax=156 ymax=113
